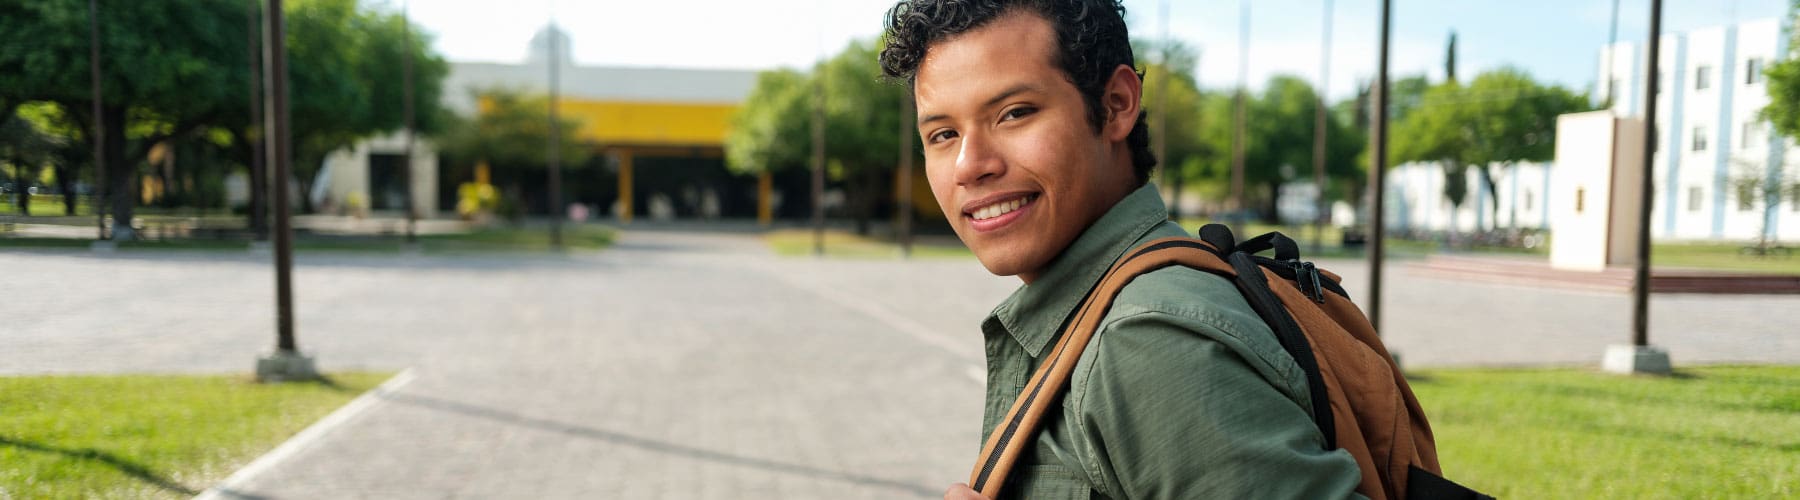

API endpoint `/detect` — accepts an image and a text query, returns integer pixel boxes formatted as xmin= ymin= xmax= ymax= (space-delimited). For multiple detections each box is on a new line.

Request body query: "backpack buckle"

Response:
xmin=1289 ymin=260 xmax=1326 ymax=304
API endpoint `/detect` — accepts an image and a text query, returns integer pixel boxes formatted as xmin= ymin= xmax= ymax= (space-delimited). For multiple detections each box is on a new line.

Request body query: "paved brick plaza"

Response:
xmin=3 ymin=229 xmax=1795 ymax=498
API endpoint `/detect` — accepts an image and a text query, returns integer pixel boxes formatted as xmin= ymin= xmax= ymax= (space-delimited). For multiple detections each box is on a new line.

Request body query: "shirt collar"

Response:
xmin=982 ymin=184 xmax=1171 ymax=357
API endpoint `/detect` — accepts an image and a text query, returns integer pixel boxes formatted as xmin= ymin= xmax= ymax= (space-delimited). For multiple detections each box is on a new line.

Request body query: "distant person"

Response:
xmin=878 ymin=0 xmax=1363 ymax=498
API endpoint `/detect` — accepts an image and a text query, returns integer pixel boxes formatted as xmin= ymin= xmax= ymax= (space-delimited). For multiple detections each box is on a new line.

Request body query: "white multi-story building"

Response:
xmin=1383 ymin=161 xmax=1554 ymax=235
xmin=1600 ymin=17 xmax=1800 ymax=241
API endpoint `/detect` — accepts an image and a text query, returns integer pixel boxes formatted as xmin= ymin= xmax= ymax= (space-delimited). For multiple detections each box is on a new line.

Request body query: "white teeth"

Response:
xmin=972 ymin=196 xmax=1031 ymax=221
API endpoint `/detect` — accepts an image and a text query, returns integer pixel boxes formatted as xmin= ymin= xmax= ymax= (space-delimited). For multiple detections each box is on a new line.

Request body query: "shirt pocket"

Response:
xmin=1000 ymin=464 xmax=1094 ymax=500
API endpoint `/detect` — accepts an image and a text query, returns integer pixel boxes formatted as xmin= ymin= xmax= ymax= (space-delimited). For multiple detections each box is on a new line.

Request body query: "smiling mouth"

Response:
xmin=966 ymin=194 xmax=1039 ymax=221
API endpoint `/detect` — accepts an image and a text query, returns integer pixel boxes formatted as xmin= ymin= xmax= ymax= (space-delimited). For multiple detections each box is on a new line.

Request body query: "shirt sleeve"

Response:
xmin=1066 ymin=306 xmax=1365 ymax=500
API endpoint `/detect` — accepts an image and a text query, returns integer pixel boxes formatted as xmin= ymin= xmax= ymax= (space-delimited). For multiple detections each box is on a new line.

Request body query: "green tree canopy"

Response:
xmin=438 ymin=88 xmax=590 ymax=172
xmin=1186 ymin=74 xmax=1362 ymax=221
xmin=286 ymin=0 xmax=450 ymax=211
xmin=724 ymin=38 xmax=912 ymax=234
xmin=0 ymin=0 xmax=249 ymax=237
xmin=1135 ymin=39 xmax=1209 ymax=200
xmin=1391 ymin=68 xmax=1591 ymax=229
xmin=1763 ymin=3 xmax=1800 ymax=142
xmin=0 ymin=0 xmax=452 ymax=230
xmin=725 ymin=68 xmax=811 ymax=176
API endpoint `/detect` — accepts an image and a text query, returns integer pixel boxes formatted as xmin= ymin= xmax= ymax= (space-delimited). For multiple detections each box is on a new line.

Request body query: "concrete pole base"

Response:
xmin=256 ymin=350 xmax=318 ymax=382
xmin=1602 ymin=344 xmax=1671 ymax=375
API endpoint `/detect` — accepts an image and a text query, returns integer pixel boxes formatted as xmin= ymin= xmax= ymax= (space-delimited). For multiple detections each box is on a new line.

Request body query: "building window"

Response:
xmin=1747 ymin=58 xmax=1764 ymax=85
xmin=1575 ymin=188 xmax=1586 ymax=214
xmin=1697 ymin=65 xmax=1712 ymax=90
xmin=1689 ymin=186 xmax=1704 ymax=212
xmin=1523 ymin=189 xmax=1535 ymax=211
xmin=1744 ymin=121 xmax=1763 ymax=148
xmin=1737 ymin=183 xmax=1756 ymax=211
xmin=1791 ymin=183 xmax=1800 ymax=212
xmin=1692 ymin=126 xmax=1708 ymax=152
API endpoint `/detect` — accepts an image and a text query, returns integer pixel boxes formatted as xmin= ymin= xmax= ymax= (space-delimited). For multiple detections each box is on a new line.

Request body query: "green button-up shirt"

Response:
xmin=979 ymin=185 xmax=1362 ymax=499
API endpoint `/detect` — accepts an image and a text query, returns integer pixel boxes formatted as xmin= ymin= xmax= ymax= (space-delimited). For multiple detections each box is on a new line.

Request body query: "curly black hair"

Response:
xmin=880 ymin=0 xmax=1156 ymax=185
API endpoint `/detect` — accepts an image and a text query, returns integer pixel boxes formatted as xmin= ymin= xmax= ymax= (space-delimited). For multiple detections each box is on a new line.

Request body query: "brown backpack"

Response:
xmin=968 ymin=225 xmax=1489 ymax=499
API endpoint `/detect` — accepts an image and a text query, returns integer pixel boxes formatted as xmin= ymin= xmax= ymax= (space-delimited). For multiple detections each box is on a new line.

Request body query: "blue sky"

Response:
xmin=398 ymin=0 xmax=1789 ymax=101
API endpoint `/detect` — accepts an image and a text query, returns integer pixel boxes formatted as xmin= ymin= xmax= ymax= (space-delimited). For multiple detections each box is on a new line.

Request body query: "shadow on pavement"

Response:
xmin=0 ymin=435 xmax=200 ymax=496
xmin=379 ymin=392 xmax=940 ymax=497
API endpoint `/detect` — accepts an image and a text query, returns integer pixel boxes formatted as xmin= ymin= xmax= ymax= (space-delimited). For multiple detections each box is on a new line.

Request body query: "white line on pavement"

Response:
xmin=195 ymin=368 xmax=418 ymax=500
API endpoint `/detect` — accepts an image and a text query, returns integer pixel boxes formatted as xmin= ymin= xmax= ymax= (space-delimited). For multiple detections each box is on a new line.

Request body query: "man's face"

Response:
xmin=913 ymin=11 xmax=1138 ymax=282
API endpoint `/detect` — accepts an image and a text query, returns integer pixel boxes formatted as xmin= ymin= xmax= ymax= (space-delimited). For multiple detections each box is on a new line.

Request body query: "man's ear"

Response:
xmin=1100 ymin=64 xmax=1142 ymax=142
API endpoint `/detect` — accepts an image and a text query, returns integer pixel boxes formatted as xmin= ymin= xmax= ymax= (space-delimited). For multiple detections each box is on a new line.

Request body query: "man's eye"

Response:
xmin=929 ymin=129 xmax=959 ymax=144
xmin=1002 ymin=107 xmax=1037 ymax=121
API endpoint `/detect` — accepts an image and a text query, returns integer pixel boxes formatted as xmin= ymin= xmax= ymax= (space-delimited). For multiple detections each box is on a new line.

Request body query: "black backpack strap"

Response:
xmin=1407 ymin=465 xmax=1495 ymax=500
xmin=1236 ymin=231 xmax=1301 ymax=261
xmin=1196 ymin=223 xmax=1236 ymax=257
xmin=1225 ymin=251 xmax=1336 ymax=450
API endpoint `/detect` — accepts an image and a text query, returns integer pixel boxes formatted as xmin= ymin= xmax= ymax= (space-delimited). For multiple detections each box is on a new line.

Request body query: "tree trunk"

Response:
xmin=56 ymin=163 xmax=76 ymax=215
xmin=102 ymin=105 xmax=135 ymax=240
xmin=292 ymin=153 xmax=319 ymax=214
xmin=1477 ymin=163 xmax=1503 ymax=231
xmin=851 ymin=167 xmax=878 ymax=236
xmin=13 ymin=166 xmax=29 ymax=216
xmin=235 ymin=129 xmax=269 ymax=239
xmin=1263 ymin=181 xmax=1282 ymax=225
xmin=1169 ymin=173 xmax=1185 ymax=221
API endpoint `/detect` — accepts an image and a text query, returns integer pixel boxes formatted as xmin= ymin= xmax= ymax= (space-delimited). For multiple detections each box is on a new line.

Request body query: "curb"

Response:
xmin=194 ymin=368 xmax=417 ymax=499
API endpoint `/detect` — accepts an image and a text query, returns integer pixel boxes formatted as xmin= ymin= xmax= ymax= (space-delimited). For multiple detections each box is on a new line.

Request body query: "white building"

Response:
xmin=1600 ymin=17 xmax=1800 ymax=241
xmin=1382 ymin=161 xmax=1554 ymax=234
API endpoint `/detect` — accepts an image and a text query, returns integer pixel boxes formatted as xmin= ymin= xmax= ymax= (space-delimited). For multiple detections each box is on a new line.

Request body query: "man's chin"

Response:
xmin=971 ymin=247 xmax=1036 ymax=280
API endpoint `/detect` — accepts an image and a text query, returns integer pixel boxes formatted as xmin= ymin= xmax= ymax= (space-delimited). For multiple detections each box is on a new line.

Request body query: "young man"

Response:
xmin=879 ymin=1 xmax=1363 ymax=498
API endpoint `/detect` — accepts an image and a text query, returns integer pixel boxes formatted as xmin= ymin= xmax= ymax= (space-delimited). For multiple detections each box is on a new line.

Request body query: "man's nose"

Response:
xmin=953 ymin=132 xmax=1004 ymax=186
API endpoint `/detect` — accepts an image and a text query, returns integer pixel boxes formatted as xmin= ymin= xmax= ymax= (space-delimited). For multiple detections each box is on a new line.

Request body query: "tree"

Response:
xmin=1135 ymin=39 xmax=1208 ymax=217
xmin=725 ymin=38 xmax=910 ymax=235
xmin=1186 ymin=75 xmax=1362 ymax=223
xmin=725 ymin=69 xmax=812 ymax=177
xmin=1391 ymin=68 xmax=1591 ymax=231
xmin=1763 ymin=0 xmax=1800 ymax=141
xmin=0 ymin=0 xmax=449 ymax=235
xmin=819 ymin=39 xmax=910 ymax=235
xmin=284 ymin=0 xmax=449 ymax=213
xmin=1728 ymin=156 xmax=1800 ymax=253
xmin=437 ymin=88 xmax=590 ymax=216
xmin=0 ymin=0 xmax=251 ymax=239
xmin=1 ymin=111 xmax=60 ymax=215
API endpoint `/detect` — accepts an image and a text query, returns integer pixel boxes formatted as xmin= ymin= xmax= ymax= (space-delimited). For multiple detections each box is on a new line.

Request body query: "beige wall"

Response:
xmin=1607 ymin=118 xmax=1647 ymax=266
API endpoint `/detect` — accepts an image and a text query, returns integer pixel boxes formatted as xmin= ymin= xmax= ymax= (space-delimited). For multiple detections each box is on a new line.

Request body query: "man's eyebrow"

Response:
xmin=982 ymin=83 xmax=1042 ymax=108
xmin=917 ymin=83 xmax=1044 ymax=128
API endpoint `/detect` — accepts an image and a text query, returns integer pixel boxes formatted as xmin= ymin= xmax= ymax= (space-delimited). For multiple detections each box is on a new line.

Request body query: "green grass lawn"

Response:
xmin=416 ymin=223 xmax=614 ymax=253
xmin=0 ymin=196 xmax=93 ymax=216
xmin=1652 ymin=242 xmax=1800 ymax=275
xmin=1412 ymin=365 xmax=1800 ymax=499
xmin=765 ymin=228 xmax=972 ymax=259
xmin=0 ymin=372 xmax=392 ymax=499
